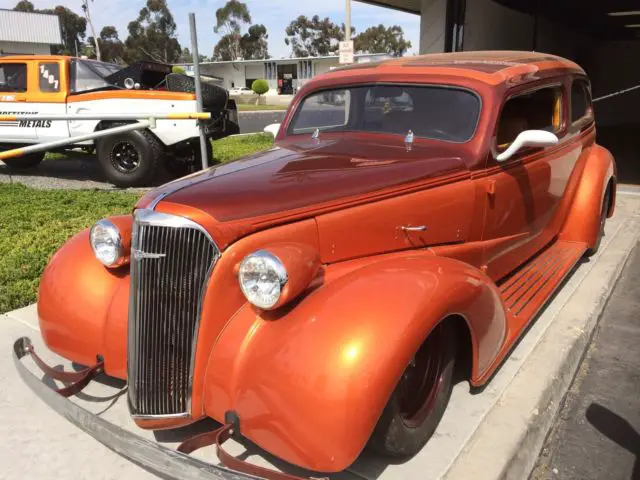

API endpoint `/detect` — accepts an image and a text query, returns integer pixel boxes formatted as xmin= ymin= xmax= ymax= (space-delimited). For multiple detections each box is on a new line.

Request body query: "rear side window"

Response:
xmin=39 ymin=62 xmax=61 ymax=93
xmin=0 ymin=63 xmax=27 ymax=92
xmin=571 ymin=80 xmax=592 ymax=123
xmin=497 ymin=86 xmax=563 ymax=147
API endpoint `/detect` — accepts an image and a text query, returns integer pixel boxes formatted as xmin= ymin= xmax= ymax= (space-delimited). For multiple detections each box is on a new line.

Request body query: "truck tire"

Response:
xmin=368 ymin=321 xmax=456 ymax=458
xmin=97 ymin=129 xmax=163 ymax=188
xmin=2 ymin=151 xmax=45 ymax=169
xmin=165 ymin=140 xmax=213 ymax=178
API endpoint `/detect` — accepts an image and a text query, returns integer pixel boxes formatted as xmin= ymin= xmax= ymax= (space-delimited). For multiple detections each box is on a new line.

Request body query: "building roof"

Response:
xmin=177 ymin=53 xmax=390 ymax=67
xmin=356 ymin=0 xmax=420 ymax=14
xmin=0 ymin=9 xmax=62 ymax=45
xmin=327 ymin=51 xmax=585 ymax=86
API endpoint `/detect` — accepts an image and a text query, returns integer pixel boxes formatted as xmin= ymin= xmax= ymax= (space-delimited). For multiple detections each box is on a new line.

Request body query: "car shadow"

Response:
xmin=586 ymin=403 xmax=640 ymax=479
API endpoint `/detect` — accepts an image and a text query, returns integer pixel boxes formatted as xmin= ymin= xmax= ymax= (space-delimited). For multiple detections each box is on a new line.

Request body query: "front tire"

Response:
xmin=368 ymin=322 xmax=456 ymax=457
xmin=97 ymin=129 xmax=163 ymax=188
xmin=1 ymin=151 xmax=44 ymax=169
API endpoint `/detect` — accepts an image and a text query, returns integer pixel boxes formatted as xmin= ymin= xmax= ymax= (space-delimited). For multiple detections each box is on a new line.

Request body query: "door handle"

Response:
xmin=401 ymin=225 xmax=427 ymax=232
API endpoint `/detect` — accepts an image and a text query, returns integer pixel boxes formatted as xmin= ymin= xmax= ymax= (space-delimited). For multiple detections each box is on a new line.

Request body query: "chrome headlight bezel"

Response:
xmin=89 ymin=219 xmax=124 ymax=267
xmin=238 ymin=250 xmax=288 ymax=310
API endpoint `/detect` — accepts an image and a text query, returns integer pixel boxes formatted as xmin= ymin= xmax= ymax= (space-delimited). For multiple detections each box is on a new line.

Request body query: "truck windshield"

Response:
xmin=288 ymin=85 xmax=481 ymax=143
xmin=70 ymin=59 xmax=122 ymax=94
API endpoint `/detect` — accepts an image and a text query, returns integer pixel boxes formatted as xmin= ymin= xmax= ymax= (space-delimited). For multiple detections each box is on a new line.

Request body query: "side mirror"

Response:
xmin=496 ymin=130 xmax=559 ymax=162
xmin=264 ymin=123 xmax=281 ymax=138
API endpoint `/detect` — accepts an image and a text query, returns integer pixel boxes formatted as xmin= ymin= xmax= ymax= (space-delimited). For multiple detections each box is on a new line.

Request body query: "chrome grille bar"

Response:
xmin=128 ymin=209 xmax=219 ymax=418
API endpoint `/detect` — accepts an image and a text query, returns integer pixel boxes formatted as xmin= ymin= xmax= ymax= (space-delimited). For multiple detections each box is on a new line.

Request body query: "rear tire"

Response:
xmin=368 ymin=321 xmax=456 ymax=457
xmin=1 ymin=151 xmax=44 ymax=169
xmin=97 ymin=129 xmax=163 ymax=188
xmin=585 ymin=186 xmax=611 ymax=257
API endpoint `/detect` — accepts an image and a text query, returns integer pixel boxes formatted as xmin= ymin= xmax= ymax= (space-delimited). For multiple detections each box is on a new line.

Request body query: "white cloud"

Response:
xmin=0 ymin=0 xmax=420 ymax=59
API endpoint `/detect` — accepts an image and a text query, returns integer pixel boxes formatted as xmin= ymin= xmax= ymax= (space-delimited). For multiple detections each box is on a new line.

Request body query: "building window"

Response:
xmin=0 ymin=63 xmax=27 ymax=92
xmin=39 ymin=62 xmax=61 ymax=92
xmin=571 ymin=79 xmax=592 ymax=123
xmin=497 ymin=86 xmax=564 ymax=148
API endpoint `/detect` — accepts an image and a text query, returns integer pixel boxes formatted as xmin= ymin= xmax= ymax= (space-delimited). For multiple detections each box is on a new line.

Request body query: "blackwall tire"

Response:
xmin=2 ymin=152 xmax=45 ymax=169
xmin=368 ymin=322 xmax=456 ymax=458
xmin=585 ymin=186 xmax=611 ymax=257
xmin=97 ymin=129 xmax=163 ymax=188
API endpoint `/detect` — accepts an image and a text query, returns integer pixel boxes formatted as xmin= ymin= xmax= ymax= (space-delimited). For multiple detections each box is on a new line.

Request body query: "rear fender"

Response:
xmin=560 ymin=144 xmax=616 ymax=247
xmin=203 ymin=252 xmax=507 ymax=472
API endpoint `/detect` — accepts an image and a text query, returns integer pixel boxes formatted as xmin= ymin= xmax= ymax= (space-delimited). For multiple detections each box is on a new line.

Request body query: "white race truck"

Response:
xmin=0 ymin=55 xmax=239 ymax=187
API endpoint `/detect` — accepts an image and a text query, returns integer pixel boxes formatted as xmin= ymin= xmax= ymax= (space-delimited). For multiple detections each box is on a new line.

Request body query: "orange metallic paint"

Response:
xmin=35 ymin=52 xmax=617 ymax=474
xmin=203 ymin=252 xmax=506 ymax=472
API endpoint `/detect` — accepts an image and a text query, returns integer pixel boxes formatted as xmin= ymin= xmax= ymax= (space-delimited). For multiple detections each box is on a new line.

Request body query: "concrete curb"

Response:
xmin=445 ymin=217 xmax=640 ymax=480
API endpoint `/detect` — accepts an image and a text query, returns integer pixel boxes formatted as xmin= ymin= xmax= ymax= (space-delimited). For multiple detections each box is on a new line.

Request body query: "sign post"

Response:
xmin=339 ymin=41 xmax=354 ymax=65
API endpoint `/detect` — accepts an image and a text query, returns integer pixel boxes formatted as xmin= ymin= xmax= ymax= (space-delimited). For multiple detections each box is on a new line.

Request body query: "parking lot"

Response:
xmin=1 ymin=191 xmax=638 ymax=480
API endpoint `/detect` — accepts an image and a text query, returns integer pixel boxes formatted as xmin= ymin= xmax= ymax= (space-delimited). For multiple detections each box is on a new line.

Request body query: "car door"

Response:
xmin=33 ymin=59 xmax=70 ymax=143
xmin=481 ymin=82 xmax=581 ymax=282
xmin=0 ymin=60 xmax=37 ymax=142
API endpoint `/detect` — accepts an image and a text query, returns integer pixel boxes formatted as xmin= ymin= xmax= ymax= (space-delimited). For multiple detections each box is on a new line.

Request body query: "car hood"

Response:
xmin=143 ymin=135 xmax=470 ymax=244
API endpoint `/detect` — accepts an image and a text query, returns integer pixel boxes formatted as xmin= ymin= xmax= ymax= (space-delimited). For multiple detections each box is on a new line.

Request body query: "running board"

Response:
xmin=499 ymin=240 xmax=587 ymax=339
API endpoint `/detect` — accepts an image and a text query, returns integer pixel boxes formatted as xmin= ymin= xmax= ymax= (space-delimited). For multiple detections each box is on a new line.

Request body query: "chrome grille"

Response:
xmin=127 ymin=209 xmax=219 ymax=417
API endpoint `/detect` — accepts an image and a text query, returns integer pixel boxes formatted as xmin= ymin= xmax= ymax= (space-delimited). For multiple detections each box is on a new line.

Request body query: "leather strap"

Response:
xmin=24 ymin=343 xmax=103 ymax=398
xmin=178 ymin=424 xmax=327 ymax=480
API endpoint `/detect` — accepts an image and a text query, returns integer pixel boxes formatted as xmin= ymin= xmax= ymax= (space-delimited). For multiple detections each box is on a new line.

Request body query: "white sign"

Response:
xmin=339 ymin=41 xmax=354 ymax=64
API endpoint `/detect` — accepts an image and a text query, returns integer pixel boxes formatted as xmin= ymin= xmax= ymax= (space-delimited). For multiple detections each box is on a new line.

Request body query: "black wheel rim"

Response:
xmin=111 ymin=141 xmax=141 ymax=173
xmin=397 ymin=324 xmax=448 ymax=428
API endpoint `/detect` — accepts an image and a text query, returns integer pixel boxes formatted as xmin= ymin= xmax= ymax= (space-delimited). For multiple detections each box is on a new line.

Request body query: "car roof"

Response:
xmin=321 ymin=51 xmax=585 ymax=89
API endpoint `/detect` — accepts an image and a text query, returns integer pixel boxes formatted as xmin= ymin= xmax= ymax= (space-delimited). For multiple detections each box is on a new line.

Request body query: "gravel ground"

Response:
xmin=0 ymin=151 xmax=157 ymax=192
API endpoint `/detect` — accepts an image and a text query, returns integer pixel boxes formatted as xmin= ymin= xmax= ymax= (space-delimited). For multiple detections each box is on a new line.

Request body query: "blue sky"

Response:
xmin=2 ymin=0 xmax=420 ymax=59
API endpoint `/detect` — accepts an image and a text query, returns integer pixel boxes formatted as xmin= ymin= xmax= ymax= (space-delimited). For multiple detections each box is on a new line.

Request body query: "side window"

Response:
xmin=571 ymin=80 xmax=592 ymax=123
xmin=0 ymin=63 xmax=27 ymax=92
xmin=497 ymin=86 xmax=563 ymax=148
xmin=39 ymin=62 xmax=61 ymax=93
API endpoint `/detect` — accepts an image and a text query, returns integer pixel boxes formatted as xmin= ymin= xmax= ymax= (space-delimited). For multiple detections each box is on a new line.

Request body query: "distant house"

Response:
xmin=0 ymin=9 xmax=62 ymax=56
xmin=177 ymin=54 xmax=391 ymax=96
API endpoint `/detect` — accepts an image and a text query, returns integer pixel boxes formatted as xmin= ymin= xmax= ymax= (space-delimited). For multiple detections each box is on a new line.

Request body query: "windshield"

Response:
xmin=288 ymin=84 xmax=481 ymax=143
xmin=70 ymin=59 xmax=122 ymax=94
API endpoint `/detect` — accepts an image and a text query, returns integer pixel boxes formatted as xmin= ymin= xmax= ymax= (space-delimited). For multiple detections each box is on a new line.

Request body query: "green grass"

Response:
xmin=0 ymin=133 xmax=273 ymax=314
xmin=236 ymin=104 xmax=288 ymax=111
xmin=0 ymin=185 xmax=139 ymax=314
xmin=211 ymin=133 xmax=274 ymax=164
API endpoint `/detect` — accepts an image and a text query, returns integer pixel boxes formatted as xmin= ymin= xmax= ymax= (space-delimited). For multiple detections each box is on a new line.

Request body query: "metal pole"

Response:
xmin=345 ymin=0 xmax=351 ymax=41
xmin=189 ymin=13 xmax=209 ymax=170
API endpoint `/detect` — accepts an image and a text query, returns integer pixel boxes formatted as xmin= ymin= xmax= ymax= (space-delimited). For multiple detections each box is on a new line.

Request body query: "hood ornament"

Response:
xmin=404 ymin=130 xmax=414 ymax=151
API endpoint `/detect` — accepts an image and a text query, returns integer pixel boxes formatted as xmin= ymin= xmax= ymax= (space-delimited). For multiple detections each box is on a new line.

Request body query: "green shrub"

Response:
xmin=172 ymin=65 xmax=187 ymax=75
xmin=251 ymin=79 xmax=270 ymax=96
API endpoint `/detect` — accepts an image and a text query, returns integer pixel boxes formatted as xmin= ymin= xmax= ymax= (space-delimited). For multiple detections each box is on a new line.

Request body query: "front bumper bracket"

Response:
xmin=13 ymin=336 xmax=255 ymax=480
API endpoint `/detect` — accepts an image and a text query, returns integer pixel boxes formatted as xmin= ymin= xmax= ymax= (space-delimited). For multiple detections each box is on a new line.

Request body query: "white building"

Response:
xmin=0 ymin=9 xmax=62 ymax=56
xmin=181 ymin=53 xmax=390 ymax=95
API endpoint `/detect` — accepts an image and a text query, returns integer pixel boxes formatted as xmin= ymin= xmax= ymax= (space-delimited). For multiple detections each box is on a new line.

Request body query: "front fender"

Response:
xmin=37 ymin=217 xmax=131 ymax=379
xmin=204 ymin=252 xmax=506 ymax=472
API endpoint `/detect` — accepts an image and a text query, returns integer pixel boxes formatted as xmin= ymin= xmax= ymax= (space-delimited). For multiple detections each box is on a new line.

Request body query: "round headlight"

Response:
xmin=89 ymin=219 xmax=124 ymax=267
xmin=238 ymin=250 xmax=288 ymax=310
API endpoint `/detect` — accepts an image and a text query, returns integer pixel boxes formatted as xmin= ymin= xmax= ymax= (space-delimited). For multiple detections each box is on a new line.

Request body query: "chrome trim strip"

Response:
xmin=13 ymin=337 xmax=253 ymax=480
xmin=128 ymin=209 xmax=220 ymax=419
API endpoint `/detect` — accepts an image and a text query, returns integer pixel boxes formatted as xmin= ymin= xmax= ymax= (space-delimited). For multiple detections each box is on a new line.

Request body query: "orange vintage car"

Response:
xmin=14 ymin=51 xmax=616 ymax=479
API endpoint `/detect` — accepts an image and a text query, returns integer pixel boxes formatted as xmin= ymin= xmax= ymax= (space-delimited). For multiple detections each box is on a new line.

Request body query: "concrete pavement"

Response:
xmin=1 ymin=192 xmax=639 ymax=480
xmin=238 ymin=110 xmax=286 ymax=134
xmin=530 ymin=241 xmax=640 ymax=480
